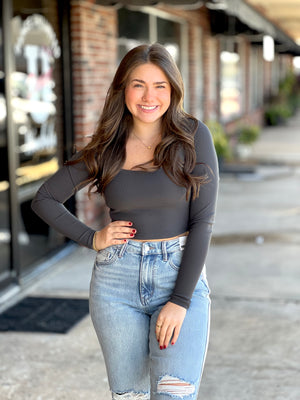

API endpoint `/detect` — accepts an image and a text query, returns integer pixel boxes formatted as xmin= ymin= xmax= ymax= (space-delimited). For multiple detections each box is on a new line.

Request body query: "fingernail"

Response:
xmin=130 ymin=233 xmax=134 ymax=237
xmin=171 ymin=342 xmax=175 ymax=345
xmin=128 ymin=222 xmax=133 ymax=226
xmin=132 ymin=229 xmax=136 ymax=233
xmin=123 ymin=239 xmax=127 ymax=242
xmin=163 ymin=345 xmax=167 ymax=349
xmin=160 ymin=346 xmax=163 ymax=350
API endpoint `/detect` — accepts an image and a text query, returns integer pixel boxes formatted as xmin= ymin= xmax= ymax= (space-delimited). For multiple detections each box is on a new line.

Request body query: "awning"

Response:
xmin=247 ymin=0 xmax=300 ymax=46
xmin=95 ymin=0 xmax=300 ymax=55
xmin=206 ymin=0 xmax=300 ymax=55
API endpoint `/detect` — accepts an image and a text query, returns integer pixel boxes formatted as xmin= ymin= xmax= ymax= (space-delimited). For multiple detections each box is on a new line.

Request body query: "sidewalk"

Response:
xmin=1 ymin=112 xmax=300 ymax=399
xmin=250 ymin=111 xmax=300 ymax=165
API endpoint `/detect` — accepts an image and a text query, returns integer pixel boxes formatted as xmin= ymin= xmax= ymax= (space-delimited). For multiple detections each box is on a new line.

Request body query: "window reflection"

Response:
xmin=12 ymin=14 xmax=60 ymax=163
xmin=12 ymin=8 xmax=63 ymax=271
xmin=220 ymin=48 xmax=242 ymax=121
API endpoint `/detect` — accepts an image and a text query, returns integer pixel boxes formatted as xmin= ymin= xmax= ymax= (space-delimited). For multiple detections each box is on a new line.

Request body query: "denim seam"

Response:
xmin=198 ymin=298 xmax=211 ymax=383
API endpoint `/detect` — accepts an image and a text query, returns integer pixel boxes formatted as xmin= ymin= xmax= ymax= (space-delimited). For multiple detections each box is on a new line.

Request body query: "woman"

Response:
xmin=32 ymin=43 xmax=219 ymax=399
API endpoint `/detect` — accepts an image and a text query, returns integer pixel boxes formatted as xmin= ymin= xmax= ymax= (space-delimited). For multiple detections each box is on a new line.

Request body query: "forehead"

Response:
xmin=128 ymin=63 xmax=169 ymax=83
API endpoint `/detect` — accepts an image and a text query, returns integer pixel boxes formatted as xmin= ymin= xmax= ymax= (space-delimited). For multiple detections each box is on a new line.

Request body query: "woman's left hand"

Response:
xmin=156 ymin=301 xmax=187 ymax=349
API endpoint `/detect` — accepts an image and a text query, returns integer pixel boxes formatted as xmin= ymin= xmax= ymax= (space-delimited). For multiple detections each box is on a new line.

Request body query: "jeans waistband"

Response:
xmin=118 ymin=235 xmax=187 ymax=257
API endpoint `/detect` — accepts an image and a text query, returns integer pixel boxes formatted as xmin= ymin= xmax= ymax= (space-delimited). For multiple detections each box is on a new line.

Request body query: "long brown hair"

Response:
xmin=69 ymin=43 xmax=208 ymax=200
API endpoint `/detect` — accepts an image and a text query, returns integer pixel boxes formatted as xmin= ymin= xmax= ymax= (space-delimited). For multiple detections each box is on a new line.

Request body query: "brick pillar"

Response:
xmin=202 ymin=32 xmax=219 ymax=122
xmin=70 ymin=1 xmax=117 ymax=228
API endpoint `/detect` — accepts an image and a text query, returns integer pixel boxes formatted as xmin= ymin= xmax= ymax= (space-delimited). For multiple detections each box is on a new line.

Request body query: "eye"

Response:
xmin=156 ymin=85 xmax=166 ymax=89
xmin=133 ymin=83 xmax=143 ymax=88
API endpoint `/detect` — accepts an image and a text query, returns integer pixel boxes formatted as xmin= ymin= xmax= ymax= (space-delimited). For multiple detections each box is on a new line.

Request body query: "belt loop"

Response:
xmin=142 ymin=242 xmax=146 ymax=256
xmin=179 ymin=236 xmax=187 ymax=251
xmin=162 ymin=241 xmax=168 ymax=262
xmin=119 ymin=241 xmax=128 ymax=257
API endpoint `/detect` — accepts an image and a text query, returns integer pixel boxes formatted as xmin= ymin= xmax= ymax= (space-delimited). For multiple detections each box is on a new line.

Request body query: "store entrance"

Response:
xmin=0 ymin=0 xmax=70 ymax=290
xmin=12 ymin=0 xmax=64 ymax=275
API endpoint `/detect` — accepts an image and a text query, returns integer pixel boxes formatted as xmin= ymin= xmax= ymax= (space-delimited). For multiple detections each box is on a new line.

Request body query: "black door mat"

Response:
xmin=0 ymin=297 xmax=89 ymax=334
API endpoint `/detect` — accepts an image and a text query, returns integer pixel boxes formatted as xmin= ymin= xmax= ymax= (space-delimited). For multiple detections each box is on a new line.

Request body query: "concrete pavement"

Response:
xmin=0 ymin=112 xmax=300 ymax=399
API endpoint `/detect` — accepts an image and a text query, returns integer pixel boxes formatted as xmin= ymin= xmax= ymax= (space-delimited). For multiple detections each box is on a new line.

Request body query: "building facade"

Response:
xmin=0 ymin=0 xmax=298 ymax=297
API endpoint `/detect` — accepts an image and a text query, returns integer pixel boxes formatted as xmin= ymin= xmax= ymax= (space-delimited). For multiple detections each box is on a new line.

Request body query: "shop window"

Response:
xmin=220 ymin=40 xmax=242 ymax=121
xmin=157 ymin=16 xmax=181 ymax=65
xmin=118 ymin=8 xmax=149 ymax=60
xmin=117 ymin=7 xmax=183 ymax=70
xmin=11 ymin=1 xmax=64 ymax=273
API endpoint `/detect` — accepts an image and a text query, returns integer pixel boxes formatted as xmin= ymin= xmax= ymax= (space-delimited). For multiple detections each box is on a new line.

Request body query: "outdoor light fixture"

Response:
xmin=263 ymin=35 xmax=274 ymax=62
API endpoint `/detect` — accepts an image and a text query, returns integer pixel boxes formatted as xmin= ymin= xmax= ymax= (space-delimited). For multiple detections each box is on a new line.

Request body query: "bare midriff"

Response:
xmin=131 ymin=231 xmax=189 ymax=243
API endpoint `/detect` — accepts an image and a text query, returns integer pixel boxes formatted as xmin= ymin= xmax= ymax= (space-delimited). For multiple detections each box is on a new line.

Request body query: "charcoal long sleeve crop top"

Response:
xmin=31 ymin=120 xmax=219 ymax=309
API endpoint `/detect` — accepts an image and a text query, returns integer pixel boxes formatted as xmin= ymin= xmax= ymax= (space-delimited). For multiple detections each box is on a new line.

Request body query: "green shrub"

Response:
xmin=264 ymin=103 xmax=293 ymax=126
xmin=206 ymin=120 xmax=230 ymax=159
xmin=237 ymin=125 xmax=261 ymax=145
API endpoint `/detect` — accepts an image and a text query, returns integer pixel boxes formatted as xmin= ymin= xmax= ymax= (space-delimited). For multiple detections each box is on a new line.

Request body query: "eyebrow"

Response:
xmin=131 ymin=79 xmax=168 ymax=85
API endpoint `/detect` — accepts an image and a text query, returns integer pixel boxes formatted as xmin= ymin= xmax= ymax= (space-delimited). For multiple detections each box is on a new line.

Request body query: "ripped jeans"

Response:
xmin=89 ymin=237 xmax=211 ymax=400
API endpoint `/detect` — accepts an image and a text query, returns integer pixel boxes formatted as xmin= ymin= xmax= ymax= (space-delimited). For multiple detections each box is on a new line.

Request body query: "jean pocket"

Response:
xmin=168 ymin=250 xmax=183 ymax=271
xmin=95 ymin=246 xmax=118 ymax=268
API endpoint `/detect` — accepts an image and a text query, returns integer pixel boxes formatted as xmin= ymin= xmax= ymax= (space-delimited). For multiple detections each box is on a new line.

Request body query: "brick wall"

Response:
xmin=157 ymin=5 xmax=216 ymax=120
xmin=70 ymin=0 xmax=117 ymax=228
xmin=203 ymin=33 xmax=219 ymax=122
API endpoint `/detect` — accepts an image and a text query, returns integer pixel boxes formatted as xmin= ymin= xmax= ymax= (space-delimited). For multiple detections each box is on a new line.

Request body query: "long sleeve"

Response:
xmin=31 ymin=154 xmax=96 ymax=249
xmin=169 ymin=121 xmax=219 ymax=309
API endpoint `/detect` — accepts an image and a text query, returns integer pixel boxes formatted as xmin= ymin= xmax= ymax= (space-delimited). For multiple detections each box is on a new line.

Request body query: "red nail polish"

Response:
xmin=123 ymin=239 xmax=127 ymax=242
xmin=132 ymin=229 xmax=136 ymax=233
xmin=163 ymin=345 xmax=167 ymax=349
xmin=160 ymin=346 xmax=163 ymax=350
xmin=171 ymin=342 xmax=175 ymax=345
xmin=128 ymin=222 xmax=133 ymax=226
xmin=130 ymin=233 xmax=134 ymax=237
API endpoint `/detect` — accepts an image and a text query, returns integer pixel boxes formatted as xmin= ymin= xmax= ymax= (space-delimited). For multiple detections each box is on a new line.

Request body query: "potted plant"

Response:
xmin=265 ymin=103 xmax=292 ymax=126
xmin=235 ymin=124 xmax=260 ymax=159
xmin=264 ymin=70 xmax=298 ymax=125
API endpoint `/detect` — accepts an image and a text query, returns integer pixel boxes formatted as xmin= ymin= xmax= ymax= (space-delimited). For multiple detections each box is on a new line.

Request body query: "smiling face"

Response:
xmin=125 ymin=63 xmax=171 ymax=130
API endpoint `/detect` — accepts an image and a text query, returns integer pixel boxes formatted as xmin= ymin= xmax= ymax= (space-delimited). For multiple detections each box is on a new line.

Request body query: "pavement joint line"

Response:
xmin=206 ymin=363 xmax=300 ymax=372
xmin=211 ymin=232 xmax=300 ymax=245
xmin=212 ymin=295 xmax=300 ymax=305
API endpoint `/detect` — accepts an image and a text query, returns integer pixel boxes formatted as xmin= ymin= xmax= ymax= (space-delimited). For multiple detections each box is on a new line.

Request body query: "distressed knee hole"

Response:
xmin=157 ymin=375 xmax=195 ymax=398
xmin=112 ymin=391 xmax=149 ymax=400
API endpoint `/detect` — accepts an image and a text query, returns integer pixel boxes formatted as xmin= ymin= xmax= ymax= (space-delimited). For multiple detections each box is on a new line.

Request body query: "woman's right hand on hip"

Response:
xmin=94 ymin=221 xmax=136 ymax=250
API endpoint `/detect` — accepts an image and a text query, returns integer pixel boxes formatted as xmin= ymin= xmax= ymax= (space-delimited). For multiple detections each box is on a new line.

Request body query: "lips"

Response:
xmin=138 ymin=105 xmax=159 ymax=112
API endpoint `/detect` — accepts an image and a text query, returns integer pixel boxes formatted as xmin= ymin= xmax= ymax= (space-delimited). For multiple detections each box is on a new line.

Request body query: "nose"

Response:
xmin=142 ymin=87 xmax=154 ymax=102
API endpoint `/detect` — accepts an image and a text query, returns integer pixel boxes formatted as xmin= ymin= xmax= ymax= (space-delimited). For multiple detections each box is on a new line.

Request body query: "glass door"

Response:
xmin=0 ymin=0 xmax=11 ymax=287
xmin=11 ymin=0 xmax=64 ymax=274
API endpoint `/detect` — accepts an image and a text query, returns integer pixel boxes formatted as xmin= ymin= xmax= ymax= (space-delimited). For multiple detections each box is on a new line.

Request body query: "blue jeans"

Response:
xmin=89 ymin=237 xmax=211 ymax=400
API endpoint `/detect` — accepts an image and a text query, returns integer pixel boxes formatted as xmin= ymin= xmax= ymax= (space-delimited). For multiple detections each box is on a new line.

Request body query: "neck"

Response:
xmin=131 ymin=120 xmax=162 ymax=140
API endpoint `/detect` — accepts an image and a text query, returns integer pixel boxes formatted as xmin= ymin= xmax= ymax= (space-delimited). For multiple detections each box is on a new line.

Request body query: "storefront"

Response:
xmin=0 ymin=0 xmax=193 ymax=295
xmin=0 ymin=0 xmax=73 ymax=292
xmin=1 ymin=0 xmax=298 ymax=298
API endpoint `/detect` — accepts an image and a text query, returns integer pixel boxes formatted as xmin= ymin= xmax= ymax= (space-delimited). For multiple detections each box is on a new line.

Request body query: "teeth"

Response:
xmin=140 ymin=105 xmax=157 ymax=110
